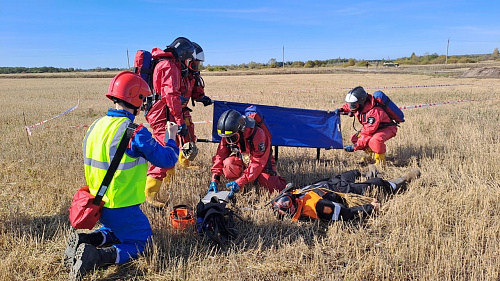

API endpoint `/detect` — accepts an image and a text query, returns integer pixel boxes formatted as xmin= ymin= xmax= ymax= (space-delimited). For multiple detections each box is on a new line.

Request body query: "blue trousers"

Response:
xmin=96 ymin=204 xmax=152 ymax=264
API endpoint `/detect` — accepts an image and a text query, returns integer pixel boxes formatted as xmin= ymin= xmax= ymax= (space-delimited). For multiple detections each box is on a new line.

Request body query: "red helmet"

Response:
xmin=223 ymin=155 xmax=244 ymax=180
xmin=106 ymin=71 xmax=150 ymax=108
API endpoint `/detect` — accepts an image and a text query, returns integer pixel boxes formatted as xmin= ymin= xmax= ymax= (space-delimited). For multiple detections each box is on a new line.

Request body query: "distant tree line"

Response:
xmin=203 ymin=48 xmax=499 ymax=71
xmin=203 ymin=57 xmax=351 ymax=71
xmin=2 ymin=49 xmax=498 ymax=74
xmin=0 ymin=66 xmax=124 ymax=74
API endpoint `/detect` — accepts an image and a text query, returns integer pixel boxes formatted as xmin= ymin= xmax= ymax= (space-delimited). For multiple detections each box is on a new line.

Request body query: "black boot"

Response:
xmin=70 ymin=244 xmax=117 ymax=281
xmin=63 ymin=232 xmax=104 ymax=270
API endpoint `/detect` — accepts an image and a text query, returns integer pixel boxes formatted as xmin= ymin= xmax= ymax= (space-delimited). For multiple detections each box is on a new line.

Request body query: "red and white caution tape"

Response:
xmin=400 ymin=98 xmax=483 ymax=110
xmin=142 ymin=120 xmax=212 ymax=127
xmin=25 ymin=100 xmax=80 ymax=136
xmin=351 ymin=83 xmax=471 ymax=90
xmin=23 ymin=85 xmax=485 ymax=135
xmin=211 ymin=83 xmax=471 ymax=98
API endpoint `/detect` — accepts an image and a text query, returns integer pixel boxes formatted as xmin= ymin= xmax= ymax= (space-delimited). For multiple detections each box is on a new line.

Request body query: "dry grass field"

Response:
xmin=1 ymin=64 xmax=500 ymax=280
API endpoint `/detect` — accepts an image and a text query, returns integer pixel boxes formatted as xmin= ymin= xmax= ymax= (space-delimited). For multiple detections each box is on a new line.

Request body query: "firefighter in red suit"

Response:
xmin=335 ymin=86 xmax=397 ymax=166
xmin=178 ymin=41 xmax=213 ymax=168
xmin=208 ymin=109 xmax=287 ymax=198
xmin=144 ymin=37 xmax=196 ymax=207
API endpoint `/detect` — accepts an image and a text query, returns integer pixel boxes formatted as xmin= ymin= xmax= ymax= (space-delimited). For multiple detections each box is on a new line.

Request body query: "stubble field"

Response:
xmin=1 ymin=65 xmax=500 ymax=280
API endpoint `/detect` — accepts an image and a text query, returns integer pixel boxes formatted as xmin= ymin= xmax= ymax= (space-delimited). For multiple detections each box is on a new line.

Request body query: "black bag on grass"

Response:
xmin=196 ymin=191 xmax=238 ymax=247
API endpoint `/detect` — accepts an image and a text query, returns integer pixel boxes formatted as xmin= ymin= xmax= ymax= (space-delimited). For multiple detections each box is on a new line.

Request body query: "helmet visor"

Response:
xmin=218 ymin=128 xmax=241 ymax=144
xmin=224 ymin=133 xmax=240 ymax=145
xmin=189 ymin=61 xmax=201 ymax=72
xmin=273 ymin=195 xmax=296 ymax=216
xmin=348 ymin=102 xmax=359 ymax=111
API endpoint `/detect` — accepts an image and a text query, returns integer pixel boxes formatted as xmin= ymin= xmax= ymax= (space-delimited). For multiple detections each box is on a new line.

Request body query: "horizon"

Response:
xmin=1 ymin=1 xmax=499 ymax=69
xmin=0 ymin=51 xmax=495 ymax=70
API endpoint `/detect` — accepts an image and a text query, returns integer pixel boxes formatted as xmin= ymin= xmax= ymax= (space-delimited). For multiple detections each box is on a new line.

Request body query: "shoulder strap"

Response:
xmin=92 ymin=122 xmax=138 ymax=205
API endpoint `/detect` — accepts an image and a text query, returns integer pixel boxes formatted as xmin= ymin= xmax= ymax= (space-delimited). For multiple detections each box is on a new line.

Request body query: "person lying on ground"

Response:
xmin=271 ymin=166 xmax=420 ymax=222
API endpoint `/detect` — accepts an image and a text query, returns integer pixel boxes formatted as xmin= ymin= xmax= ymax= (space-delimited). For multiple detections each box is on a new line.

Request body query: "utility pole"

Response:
xmin=127 ymin=49 xmax=130 ymax=69
xmin=282 ymin=45 xmax=285 ymax=70
xmin=445 ymin=38 xmax=449 ymax=64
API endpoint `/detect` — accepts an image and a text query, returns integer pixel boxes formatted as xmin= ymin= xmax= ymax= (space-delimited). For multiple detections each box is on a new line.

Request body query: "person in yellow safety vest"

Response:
xmin=64 ymin=71 xmax=179 ymax=281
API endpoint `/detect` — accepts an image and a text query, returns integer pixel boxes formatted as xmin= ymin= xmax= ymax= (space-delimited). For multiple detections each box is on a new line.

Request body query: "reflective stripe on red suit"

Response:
xmin=341 ymin=95 xmax=397 ymax=154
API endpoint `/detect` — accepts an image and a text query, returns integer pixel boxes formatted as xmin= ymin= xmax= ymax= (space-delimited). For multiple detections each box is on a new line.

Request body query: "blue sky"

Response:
xmin=1 ymin=0 xmax=499 ymax=69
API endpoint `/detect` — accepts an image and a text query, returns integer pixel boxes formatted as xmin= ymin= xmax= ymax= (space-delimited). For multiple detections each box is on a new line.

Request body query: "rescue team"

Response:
xmin=64 ymin=37 xmax=419 ymax=280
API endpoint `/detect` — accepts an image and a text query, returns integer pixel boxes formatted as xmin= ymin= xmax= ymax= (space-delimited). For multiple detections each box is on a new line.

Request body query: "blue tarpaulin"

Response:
xmin=211 ymin=101 xmax=343 ymax=149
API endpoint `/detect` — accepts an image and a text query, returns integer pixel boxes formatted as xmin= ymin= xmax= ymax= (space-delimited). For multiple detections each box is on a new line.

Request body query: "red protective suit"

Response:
xmin=145 ymin=47 xmax=184 ymax=180
xmin=341 ymin=95 xmax=397 ymax=154
xmin=211 ymin=126 xmax=286 ymax=193
xmin=179 ymin=72 xmax=207 ymax=144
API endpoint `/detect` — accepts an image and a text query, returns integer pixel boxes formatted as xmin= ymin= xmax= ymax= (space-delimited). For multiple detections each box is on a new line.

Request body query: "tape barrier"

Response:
xmin=400 ymin=97 xmax=499 ymax=110
xmin=400 ymin=99 xmax=472 ymax=110
xmin=23 ymin=98 xmax=477 ymax=135
xmin=25 ymin=100 xmax=80 ymax=136
xmin=142 ymin=121 xmax=212 ymax=127
xmin=210 ymin=83 xmax=470 ymax=98
xmin=348 ymin=83 xmax=471 ymax=90
xmin=22 ymin=83 xmax=480 ymax=135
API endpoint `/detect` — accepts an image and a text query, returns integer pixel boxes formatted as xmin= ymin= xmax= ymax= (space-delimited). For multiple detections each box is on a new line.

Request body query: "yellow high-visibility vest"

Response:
xmin=83 ymin=116 xmax=147 ymax=208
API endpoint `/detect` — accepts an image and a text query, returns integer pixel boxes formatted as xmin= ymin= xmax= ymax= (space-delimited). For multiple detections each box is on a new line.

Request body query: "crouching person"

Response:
xmin=63 ymin=71 xmax=179 ymax=280
xmin=209 ymin=109 xmax=287 ymax=199
xmin=335 ymin=86 xmax=398 ymax=166
xmin=272 ymin=167 xmax=420 ymax=222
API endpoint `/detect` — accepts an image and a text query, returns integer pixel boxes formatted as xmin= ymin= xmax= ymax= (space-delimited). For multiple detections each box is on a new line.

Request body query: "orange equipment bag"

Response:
xmin=169 ymin=205 xmax=195 ymax=230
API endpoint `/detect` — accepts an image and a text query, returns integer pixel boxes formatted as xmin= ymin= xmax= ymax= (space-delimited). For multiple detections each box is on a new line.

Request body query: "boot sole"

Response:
xmin=69 ymin=244 xmax=97 ymax=281
xmin=63 ymin=232 xmax=79 ymax=270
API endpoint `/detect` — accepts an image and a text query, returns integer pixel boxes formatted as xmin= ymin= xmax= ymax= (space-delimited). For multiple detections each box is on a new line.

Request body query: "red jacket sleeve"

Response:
xmin=235 ymin=128 xmax=270 ymax=188
xmin=153 ymin=60 xmax=184 ymax=125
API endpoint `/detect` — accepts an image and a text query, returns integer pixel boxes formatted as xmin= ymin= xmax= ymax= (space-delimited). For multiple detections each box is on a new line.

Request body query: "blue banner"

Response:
xmin=212 ymin=101 xmax=343 ymax=149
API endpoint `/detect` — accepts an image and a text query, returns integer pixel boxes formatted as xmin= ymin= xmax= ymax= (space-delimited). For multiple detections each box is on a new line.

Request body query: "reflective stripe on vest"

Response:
xmin=83 ymin=118 xmax=147 ymax=171
xmin=331 ymin=202 xmax=342 ymax=221
xmin=83 ymin=116 xmax=148 ymax=208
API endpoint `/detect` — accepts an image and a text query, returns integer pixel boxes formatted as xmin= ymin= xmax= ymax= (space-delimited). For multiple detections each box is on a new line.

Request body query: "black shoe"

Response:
xmin=70 ymin=244 xmax=117 ymax=281
xmin=63 ymin=232 xmax=104 ymax=270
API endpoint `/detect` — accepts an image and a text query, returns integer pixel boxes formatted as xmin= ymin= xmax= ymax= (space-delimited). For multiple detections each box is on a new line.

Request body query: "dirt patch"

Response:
xmin=461 ymin=67 xmax=500 ymax=78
